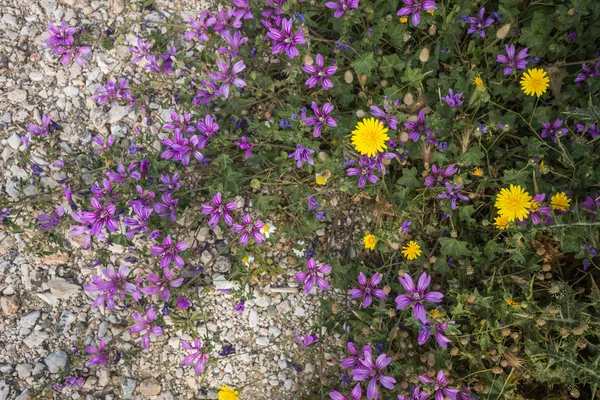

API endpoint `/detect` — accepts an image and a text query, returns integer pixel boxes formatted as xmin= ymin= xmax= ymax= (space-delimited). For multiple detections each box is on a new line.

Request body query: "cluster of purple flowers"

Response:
xmin=129 ymin=38 xmax=178 ymax=76
xmin=160 ymin=111 xmax=219 ymax=166
xmin=346 ymin=153 xmax=394 ymax=189
xmin=92 ymin=78 xmax=135 ymax=106
xmin=45 ymin=21 xmax=90 ymax=66
xmin=27 ymin=115 xmax=59 ymax=137
xmin=396 ymin=0 xmax=436 ymax=26
xmin=575 ymin=60 xmax=600 ymax=86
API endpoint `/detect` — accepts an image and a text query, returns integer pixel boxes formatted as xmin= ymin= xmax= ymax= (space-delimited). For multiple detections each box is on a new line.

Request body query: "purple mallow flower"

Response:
xmin=53 ymin=376 xmax=84 ymax=391
xmin=576 ymin=123 xmax=600 ymax=139
xmin=46 ymin=21 xmax=90 ymax=66
xmin=234 ymin=299 xmax=245 ymax=312
xmin=295 ymin=257 xmax=331 ymax=293
xmin=232 ymin=214 xmax=265 ymax=246
xmin=581 ymin=193 xmax=600 ymax=219
xmin=441 ymin=89 xmax=463 ymax=108
xmin=184 ymin=11 xmax=214 ymax=42
xmin=395 ymin=272 xmax=444 ymax=322
xmin=302 ymin=54 xmax=337 ymax=90
xmin=85 ymin=338 xmax=109 ymax=366
xmin=396 ymin=0 xmax=436 ymax=27
xmin=342 ymin=342 xmax=371 ymax=368
xmin=348 ymin=272 xmax=387 ymax=308
xmin=129 ymin=38 xmax=152 ymax=64
xmin=37 ymin=206 xmax=65 ymax=230
xmin=401 ymin=220 xmax=411 ymax=234
xmin=575 ymin=61 xmax=600 ymax=86
xmin=305 ymin=102 xmax=337 ymax=137
xmin=405 ymin=110 xmax=431 ymax=142
xmin=398 ymin=387 xmax=431 ymax=400
xmin=325 ymin=0 xmax=359 ymax=18
xmin=438 ymin=182 xmax=469 ymax=210
xmin=153 ymin=192 xmax=179 ymax=221
xmin=296 ymin=333 xmax=319 ymax=348
xmin=92 ymin=79 xmax=133 ymax=106
xmin=233 ymin=0 xmax=254 ymax=19
xmin=307 ymin=195 xmax=321 ymax=211
xmin=466 ymin=8 xmax=494 ymax=38
xmin=525 ymin=193 xmax=551 ymax=225
xmin=181 ymin=339 xmax=209 ymax=374
xmin=541 ymin=119 xmax=568 ymax=143
xmin=202 ymin=192 xmax=237 ymax=226
xmin=266 ymin=18 xmax=306 ymax=59
xmin=92 ymin=135 xmax=115 ymax=154
xmin=424 ymin=164 xmax=457 ymax=188
xmin=209 ymin=60 xmax=247 ymax=98
xmin=236 ymin=136 xmax=254 ymax=158
xmin=84 ymin=264 xmax=141 ymax=309
xmin=130 ymin=307 xmax=163 ymax=350
xmin=27 ymin=115 xmax=58 ymax=136
xmin=151 ymin=235 xmax=188 ymax=268
xmin=418 ymin=370 xmax=459 ymax=400
xmin=163 ymin=111 xmax=196 ymax=136
xmin=350 ymin=348 xmax=396 ymax=400
xmin=329 ymin=384 xmax=362 ymax=400
xmin=141 ymin=267 xmax=183 ymax=301
xmin=347 ymin=156 xmax=379 ymax=188
xmin=289 ymin=144 xmax=315 ymax=168
xmin=370 ymin=105 xmax=398 ymax=129
xmin=418 ymin=318 xmax=453 ymax=348
xmin=74 ymin=197 xmax=118 ymax=235
xmin=496 ymin=44 xmax=529 ymax=75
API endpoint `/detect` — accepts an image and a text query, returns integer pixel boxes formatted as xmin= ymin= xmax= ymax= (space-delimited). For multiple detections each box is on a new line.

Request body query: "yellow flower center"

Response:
xmin=316 ymin=176 xmax=327 ymax=185
xmin=530 ymin=201 xmax=540 ymax=212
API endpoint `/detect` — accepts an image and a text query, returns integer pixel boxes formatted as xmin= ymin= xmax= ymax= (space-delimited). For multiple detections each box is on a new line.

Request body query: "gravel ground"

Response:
xmin=0 ymin=0 xmax=357 ymax=398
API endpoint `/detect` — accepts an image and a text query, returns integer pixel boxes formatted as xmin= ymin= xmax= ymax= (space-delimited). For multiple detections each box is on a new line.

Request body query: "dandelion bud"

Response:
xmin=496 ymin=23 xmax=511 ymax=39
xmin=386 ymin=14 xmax=393 ymax=21
xmin=344 ymin=70 xmax=354 ymax=83
xmin=304 ymin=54 xmax=314 ymax=65
xmin=359 ymin=73 xmax=368 ymax=86
xmin=419 ymin=47 xmax=430 ymax=62
xmin=356 ymin=109 xmax=366 ymax=118
xmin=403 ymin=93 xmax=414 ymax=105
xmin=399 ymin=132 xmax=409 ymax=142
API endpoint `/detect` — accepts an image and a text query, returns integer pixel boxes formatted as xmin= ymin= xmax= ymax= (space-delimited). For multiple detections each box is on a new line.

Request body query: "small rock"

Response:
xmin=267 ymin=305 xmax=277 ymax=317
xmin=29 ymin=71 xmax=44 ymax=81
xmin=268 ymin=325 xmax=281 ymax=337
xmin=254 ymin=293 xmax=270 ymax=308
xmin=294 ymin=307 xmax=306 ymax=317
xmin=0 ymin=365 xmax=13 ymax=374
xmin=18 ymin=311 xmax=40 ymax=333
xmin=41 ymin=251 xmax=70 ymax=265
xmin=212 ymin=256 xmax=232 ymax=274
xmin=276 ymin=300 xmax=291 ymax=314
xmin=107 ymin=106 xmax=128 ymax=124
xmin=0 ymin=380 xmax=10 ymax=400
xmin=0 ymin=296 xmax=19 ymax=315
xmin=284 ymin=379 xmax=293 ymax=390
xmin=122 ymin=379 xmax=137 ymax=399
xmin=63 ymin=86 xmax=79 ymax=97
xmin=58 ymin=311 xmax=76 ymax=334
xmin=7 ymin=133 xmax=20 ymax=150
xmin=255 ymin=336 xmax=270 ymax=346
xmin=44 ymin=351 xmax=68 ymax=373
xmin=138 ymin=378 xmax=161 ymax=396
xmin=16 ymin=364 xmax=32 ymax=379
xmin=90 ymin=108 xmax=108 ymax=129
xmin=47 ymin=278 xmax=80 ymax=300
xmin=8 ymin=89 xmax=27 ymax=103
xmin=24 ymin=331 xmax=49 ymax=348
xmin=248 ymin=309 xmax=259 ymax=328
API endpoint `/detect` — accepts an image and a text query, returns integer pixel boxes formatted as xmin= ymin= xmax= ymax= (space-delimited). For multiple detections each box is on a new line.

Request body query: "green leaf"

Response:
xmin=458 ymin=145 xmax=485 ymax=166
xmin=396 ymin=167 xmax=422 ymax=189
xmin=351 ymin=52 xmax=378 ymax=76
xmin=439 ymin=237 xmax=471 ymax=258
xmin=401 ymin=67 xmax=426 ymax=89
xmin=380 ymin=54 xmax=405 ymax=78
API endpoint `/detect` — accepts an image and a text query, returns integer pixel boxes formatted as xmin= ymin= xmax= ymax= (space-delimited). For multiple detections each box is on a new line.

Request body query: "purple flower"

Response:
xmin=398 ymin=387 xmax=431 ymax=400
xmin=46 ymin=21 xmax=90 ymax=66
xmin=289 ymin=144 xmax=315 ymax=168
xmin=302 ymin=54 xmax=337 ymax=90
xmin=496 ymin=44 xmax=529 ymax=75
xmin=541 ymin=119 xmax=568 ymax=143
xmin=370 ymin=105 xmax=398 ymax=129
xmin=184 ymin=11 xmax=214 ymax=42
xmin=219 ymin=30 xmax=249 ymax=58
xmin=307 ymin=195 xmax=321 ymax=211
xmin=27 ymin=115 xmax=57 ymax=137
xmin=37 ymin=206 xmax=65 ymax=230
xmin=130 ymin=307 xmax=163 ymax=350
xmin=466 ymin=8 xmax=495 ymax=38
xmin=234 ymin=299 xmax=245 ymax=312
xmin=161 ymin=131 xmax=197 ymax=166
xmin=305 ymin=102 xmax=337 ymax=137
xmin=395 ymin=272 xmax=444 ymax=322
xmin=84 ymin=264 xmax=141 ymax=309
xmin=347 ymin=156 xmax=379 ymax=188
xmin=525 ymin=193 xmax=551 ymax=225
xmin=177 ymin=296 xmax=192 ymax=309
xmin=202 ymin=192 xmax=237 ymax=226
xmin=342 ymin=342 xmax=371 ymax=368
xmin=295 ymin=257 xmax=331 ymax=293
xmin=212 ymin=6 xmax=242 ymax=33
xmin=54 ymin=376 xmax=84 ymax=391
xmin=348 ymin=272 xmax=387 ymax=308
xmin=129 ymin=38 xmax=152 ymax=64
xmin=396 ymin=0 xmax=437 ymax=26
xmin=458 ymin=387 xmax=477 ymax=400
xmin=350 ymin=348 xmax=397 ymax=400
xmin=581 ymin=193 xmax=600 ymax=219
xmin=181 ymin=339 xmax=209 ymax=374
xmin=296 ymin=333 xmax=319 ymax=348
xmin=140 ymin=267 xmax=184 ymax=301
xmin=70 ymin=212 xmax=106 ymax=249
xmin=437 ymin=182 xmax=469 ymax=210
xmin=151 ymin=235 xmax=188 ymax=269
xmin=405 ymin=110 xmax=431 ymax=142
xmin=266 ymin=18 xmax=306 ymax=59
xmin=325 ymin=0 xmax=359 ymax=18
xmin=106 ymin=162 xmax=143 ymax=183
xmin=92 ymin=79 xmax=134 ymax=106
xmin=568 ymin=32 xmax=576 ymax=41
xmin=233 ymin=0 xmax=254 ymax=19
xmin=163 ymin=111 xmax=196 ymax=136
xmin=441 ymin=89 xmax=463 ymax=108
xmin=153 ymin=192 xmax=179 ymax=221
xmin=209 ymin=60 xmax=247 ymax=98
xmin=74 ymin=197 xmax=118 ymax=236
xmin=236 ymin=136 xmax=254 ymax=158
xmin=418 ymin=319 xmax=453 ymax=348
xmin=418 ymin=370 xmax=460 ymax=400
xmin=575 ymin=123 xmax=600 ymax=139
xmin=232 ymin=214 xmax=265 ymax=246
xmin=193 ymin=80 xmax=224 ymax=104
xmin=159 ymin=174 xmax=182 ymax=193
xmin=401 ymin=220 xmax=411 ymax=234
xmin=92 ymin=135 xmax=115 ymax=154
xmin=425 ymin=164 xmax=458 ymax=188
xmin=575 ymin=61 xmax=600 ymax=86
xmin=329 ymin=384 xmax=362 ymax=400
xmin=85 ymin=338 xmax=109 ymax=367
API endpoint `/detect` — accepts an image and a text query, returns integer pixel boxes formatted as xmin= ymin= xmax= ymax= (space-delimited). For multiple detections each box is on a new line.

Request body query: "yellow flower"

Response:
xmin=539 ymin=160 xmax=549 ymax=173
xmin=520 ymin=68 xmax=549 ymax=97
xmin=473 ymin=75 xmax=483 ymax=86
xmin=218 ymin=386 xmax=239 ymax=400
xmin=351 ymin=117 xmax=390 ymax=157
xmin=427 ymin=10 xmax=435 ymax=15
xmin=429 ymin=309 xmax=441 ymax=319
xmin=400 ymin=16 xmax=408 ymax=23
xmin=495 ymin=185 xmax=532 ymax=222
xmin=316 ymin=175 xmax=327 ymax=185
xmin=364 ymin=234 xmax=377 ymax=250
xmin=494 ymin=215 xmax=510 ymax=230
xmin=473 ymin=167 xmax=484 ymax=177
xmin=505 ymin=298 xmax=519 ymax=308
xmin=550 ymin=192 xmax=571 ymax=211
xmin=402 ymin=241 xmax=422 ymax=260
xmin=260 ymin=222 xmax=276 ymax=238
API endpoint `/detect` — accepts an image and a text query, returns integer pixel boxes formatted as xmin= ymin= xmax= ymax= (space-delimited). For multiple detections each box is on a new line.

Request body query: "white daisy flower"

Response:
xmin=260 ymin=222 xmax=276 ymax=238
xmin=242 ymin=255 xmax=255 ymax=266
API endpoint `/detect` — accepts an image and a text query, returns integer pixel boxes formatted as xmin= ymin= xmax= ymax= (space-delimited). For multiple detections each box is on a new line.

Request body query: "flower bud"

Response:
xmin=496 ymin=23 xmax=511 ymax=39
xmin=403 ymin=93 xmax=414 ymax=105
xmin=304 ymin=54 xmax=313 ymax=65
xmin=380 ymin=79 xmax=388 ymax=87
xmin=359 ymin=73 xmax=368 ymax=86
xmin=344 ymin=70 xmax=354 ymax=83
xmin=356 ymin=110 xmax=366 ymax=118
xmin=419 ymin=47 xmax=430 ymax=62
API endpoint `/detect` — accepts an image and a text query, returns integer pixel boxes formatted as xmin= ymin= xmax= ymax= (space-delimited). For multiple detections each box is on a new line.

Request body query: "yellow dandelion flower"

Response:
xmin=400 ymin=16 xmax=408 ymax=23
xmin=429 ymin=309 xmax=441 ymax=319
xmin=351 ymin=117 xmax=390 ymax=157
xmin=539 ymin=160 xmax=549 ymax=173
xmin=456 ymin=176 xmax=463 ymax=184
xmin=550 ymin=192 xmax=571 ymax=211
xmin=520 ymin=68 xmax=549 ymax=97
xmin=505 ymin=298 xmax=519 ymax=308
xmin=473 ymin=75 xmax=483 ymax=86
xmin=495 ymin=185 xmax=532 ymax=222
xmin=316 ymin=175 xmax=327 ymax=185
xmin=494 ymin=215 xmax=510 ymax=230
xmin=473 ymin=167 xmax=484 ymax=177
xmin=427 ymin=10 xmax=435 ymax=15
xmin=218 ymin=386 xmax=239 ymax=400
xmin=402 ymin=241 xmax=422 ymax=260
xmin=364 ymin=233 xmax=377 ymax=250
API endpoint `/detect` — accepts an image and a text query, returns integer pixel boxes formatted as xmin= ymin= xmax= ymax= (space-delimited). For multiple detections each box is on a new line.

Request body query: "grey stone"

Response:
xmin=255 ymin=336 xmax=270 ymax=346
xmin=248 ymin=309 xmax=259 ymax=328
xmin=16 ymin=364 xmax=32 ymax=379
xmin=122 ymin=378 xmax=136 ymax=399
xmin=0 ymin=365 xmax=13 ymax=374
xmin=24 ymin=330 xmax=49 ymax=348
xmin=0 ymin=380 xmax=9 ymax=400
xmin=29 ymin=71 xmax=44 ymax=81
xmin=212 ymin=256 xmax=232 ymax=274
xmin=107 ymin=106 xmax=128 ymax=124
xmin=32 ymin=363 xmax=46 ymax=377
xmin=7 ymin=133 xmax=20 ymax=150
xmin=0 ymin=296 xmax=18 ymax=315
xmin=267 ymin=305 xmax=277 ymax=317
xmin=18 ymin=311 xmax=40 ymax=333
xmin=90 ymin=108 xmax=107 ymax=129
xmin=254 ymin=293 xmax=270 ymax=308
xmin=44 ymin=351 xmax=68 ymax=373
xmin=8 ymin=90 xmax=27 ymax=103
xmin=268 ymin=325 xmax=281 ymax=338
xmin=47 ymin=278 xmax=80 ymax=300
xmin=139 ymin=378 xmax=161 ymax=396
xmin=63 ymin=86 xmax=79 ymax=97
xmin=58 ymin=311 xmax=76 ymax=334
